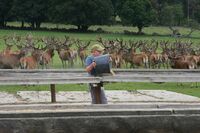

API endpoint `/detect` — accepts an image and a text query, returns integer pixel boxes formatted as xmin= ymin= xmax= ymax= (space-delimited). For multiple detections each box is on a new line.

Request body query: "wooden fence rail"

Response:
xmin=0 ymin=69 xmax=200 ymax=103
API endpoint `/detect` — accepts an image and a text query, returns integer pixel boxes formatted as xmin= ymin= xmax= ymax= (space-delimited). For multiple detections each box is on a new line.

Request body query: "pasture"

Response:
xmin=0 ymin=25 xmax=200 ymax=97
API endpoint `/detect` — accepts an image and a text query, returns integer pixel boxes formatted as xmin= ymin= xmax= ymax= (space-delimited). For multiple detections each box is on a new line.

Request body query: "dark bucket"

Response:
xmin=93 ymin=54 xmax=111 ymax=76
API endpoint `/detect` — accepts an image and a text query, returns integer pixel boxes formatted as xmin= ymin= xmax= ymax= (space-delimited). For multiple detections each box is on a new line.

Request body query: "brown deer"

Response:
xmin=0 ymin=49 xmax=26 ymax=69
xmin=97 ymin=37 xmax=123 ymax=68
xmin=140 ymin=40 xmax=162 ymax=69
xmin=76 ymin=39 xmax=90 ymax=66
xmin=19 ymin=36 xmax=45 ymax=69
xmin=122 ymin=40 xmax=148 ymax=68
xmin=168 ymin=47 xmax=196 ymax=69
xmin=56 ymin=36 xmax=75 ymax=68
xmin=169 ymin=57 xmax=195 ymax=69
xmin=0 ymin=35 xmax=16 ymax=56
xmin=39 ymin=37 xmax=56 ymax=69
xmin=159 ymin=40 xmax=171 ymax=69
xmin=20 ymin=46 xmax=44 ymax=69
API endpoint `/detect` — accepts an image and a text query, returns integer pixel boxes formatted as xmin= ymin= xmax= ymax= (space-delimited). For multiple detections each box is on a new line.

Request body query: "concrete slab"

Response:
xmin=0 ymin=92 xmax=19 ymax=104
xmin=0 ymin=90 xmax=197 ymax=104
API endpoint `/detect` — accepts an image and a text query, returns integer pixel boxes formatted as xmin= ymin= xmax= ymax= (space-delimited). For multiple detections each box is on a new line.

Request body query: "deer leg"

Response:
xmin=71 ymin=60 xmax=74 ymax=67
xmin=61 ymin=60 xmax=64 ymax=68
xmin=81 ymin=59 xmax=84 ymax=67
xmin=148 ymin=60 xmax=151 ymax=69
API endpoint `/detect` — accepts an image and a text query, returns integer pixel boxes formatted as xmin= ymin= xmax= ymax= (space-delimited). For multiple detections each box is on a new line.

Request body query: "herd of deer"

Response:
xmin=0 ymin=35 xmax=86 ymax=69
xmin=97 ymin=37 xmax=200 ymax=69
xmin=0 ymin=35 xmax=199 ymax=70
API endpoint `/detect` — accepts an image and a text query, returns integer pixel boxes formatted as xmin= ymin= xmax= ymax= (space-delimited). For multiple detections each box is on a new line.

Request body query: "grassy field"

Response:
xmin=0 ymin=24 xmax=200 ymax=97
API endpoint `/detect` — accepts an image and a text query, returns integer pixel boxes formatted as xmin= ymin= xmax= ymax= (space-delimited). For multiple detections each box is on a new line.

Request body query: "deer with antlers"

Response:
xmin=19 ymin=35 xmax=45 ymax=69
xmin=76 ymin=39 xmax=90 ymax=66
xmin=0 ymin=35 xmax=18 ymax=56
xmin=97 ymin=37 xmax=124 ymax=68
xmin=168 ymin=42 xmax=196 ymax=69
xmin=0 ymin=49 xmax=26 ymax=69
xmin=56 ymin=36 xmax=76 ymax=68
xmin=121 ymin=40 xmax=148 ymax=68
xmin=139 ymin=40 xmax=162 ymax=69
xmin=38 ymin=37 xmax=56 ymax=69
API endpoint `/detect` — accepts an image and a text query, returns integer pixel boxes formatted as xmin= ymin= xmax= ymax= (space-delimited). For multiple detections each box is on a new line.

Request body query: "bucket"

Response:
xmin=93 ymin=54 xmax=111 ymax=76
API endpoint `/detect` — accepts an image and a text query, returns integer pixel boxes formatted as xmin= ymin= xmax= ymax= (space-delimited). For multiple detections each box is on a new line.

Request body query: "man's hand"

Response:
xmin=86 ymin=61 xmax=96 ymax=73
xmin=92 ymin=61 xmax=96 ymax=68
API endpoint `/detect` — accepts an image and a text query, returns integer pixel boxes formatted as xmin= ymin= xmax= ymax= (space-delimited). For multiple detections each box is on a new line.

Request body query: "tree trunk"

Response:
xmin=30 ymin=22 xmax=35 ymax=29
xmin=77 ymin=25 xmax=81 ymax=30
xmin=137 ymin=26 xmax=143 ymax=34
xmin=56 ymin=24 xmax=59 ymax=29
xmin=4 ymin=21 xmax=7 ymax=27
xmin=21 ymin=21 xmax=24 ymax=28
xmin=0 ymin=21 xmax=5 ymax=27
xmin=80 ymin=25 xmax=89 ymax=32
xmin=35 ymin=21 xmax=41 ymax=29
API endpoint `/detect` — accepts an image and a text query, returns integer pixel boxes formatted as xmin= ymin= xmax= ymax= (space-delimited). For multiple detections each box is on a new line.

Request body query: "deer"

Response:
xmin=97 ymin=37 xmax=123 ymax=68
xmin=20 ymin=46 xmax=45 ymax=69
xmin=169 ymin=56 xmax=196 ymax=69
xmin=0 ymin=48 xmax=26 ymax=69
xmin=19 ymin=35 xmax=45 ymax=69
xmin=140 ymin=40 xmax=162 ymax=69
xmin=159 ymin=40 xmax=171 ymax=69
xmin=121 ymin=40 xmax=148 ymax=68
xmin=76 ymin=39 xmax=90 ymax=66
xmin=168 ymin=45 xmax=196 ymax=69
xmin=0 ymin=35 xmax=18 ymax=56
xmin=56 ymin=36 xmax=75 ymax=68
xmin=39 ymin=37 xmax=56 ymax=69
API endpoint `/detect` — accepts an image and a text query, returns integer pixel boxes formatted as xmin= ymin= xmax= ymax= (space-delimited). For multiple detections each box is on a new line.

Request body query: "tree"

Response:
xmin=11 ymin=0 xmax=48 ymax=29
xmin=48 ymin=0 xmax=65 ymax=24
xmin=160 ymin=4 xmax=184 ymax=26
xmin=11 ymin=0 xmax=29 ymax=28
xmin=0 ymin=0 xmax=13 ymax=27
xmin=28 ymin=0 xmax=49 ymax=28
xmin=58 ymin=0 xmax=114 ymax=31
xmin=119 ymin=0 xmax=156 ymax=34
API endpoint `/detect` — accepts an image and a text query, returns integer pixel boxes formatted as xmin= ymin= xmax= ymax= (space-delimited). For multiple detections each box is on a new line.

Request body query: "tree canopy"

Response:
xmin=119 ymin=0 xmax=156 ymax=33
xmin=0 ymin=0 xmax=199 ymax=31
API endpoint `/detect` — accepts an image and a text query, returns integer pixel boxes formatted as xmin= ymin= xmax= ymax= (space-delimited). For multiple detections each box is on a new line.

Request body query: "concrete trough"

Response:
xmin=0 ymin=103 xmax=200 ymax=133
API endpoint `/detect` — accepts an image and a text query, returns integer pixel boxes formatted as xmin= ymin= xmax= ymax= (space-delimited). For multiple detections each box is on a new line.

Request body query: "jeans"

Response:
xmin=89 ymin=83 xmax=108 ymax=104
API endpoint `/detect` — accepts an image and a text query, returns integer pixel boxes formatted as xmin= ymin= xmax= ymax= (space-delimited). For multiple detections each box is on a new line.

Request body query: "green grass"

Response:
xmin=1 ymin=82 xmax=200 ymax=98
xmin=0 ymin=24 xmax=200 ymax=98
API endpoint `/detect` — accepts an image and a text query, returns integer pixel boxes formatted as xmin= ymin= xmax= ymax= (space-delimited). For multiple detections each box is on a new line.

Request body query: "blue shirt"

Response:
xmin=85 ymin=55 xmax=96 ymax=76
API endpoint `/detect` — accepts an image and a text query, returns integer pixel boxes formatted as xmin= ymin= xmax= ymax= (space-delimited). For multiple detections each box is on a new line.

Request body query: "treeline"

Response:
xmin=0 ymin=0 xmax=200 ymax=33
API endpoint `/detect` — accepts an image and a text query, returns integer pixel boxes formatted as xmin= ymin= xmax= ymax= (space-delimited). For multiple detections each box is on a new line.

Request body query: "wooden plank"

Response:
xmin=0 ymin=69 xmax=199 ymax=85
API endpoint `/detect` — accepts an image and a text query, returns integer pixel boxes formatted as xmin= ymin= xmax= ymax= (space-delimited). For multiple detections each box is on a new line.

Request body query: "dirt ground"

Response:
xmin=0 ymin=90 xmax=199 ymax=104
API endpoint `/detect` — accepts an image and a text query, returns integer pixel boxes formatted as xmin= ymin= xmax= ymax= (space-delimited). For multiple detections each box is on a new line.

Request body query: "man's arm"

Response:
xmin=86 ymin=61 xmax=96 ymax=73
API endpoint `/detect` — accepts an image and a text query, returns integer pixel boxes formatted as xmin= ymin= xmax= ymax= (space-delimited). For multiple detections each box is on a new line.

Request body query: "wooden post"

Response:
xmin=93 ymin=82 xmax=104 ymax=104
xmin=50 ymin=84 xmax=56 ymax=103
xmin=94 ymin=83 xmax=101 ymax=104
